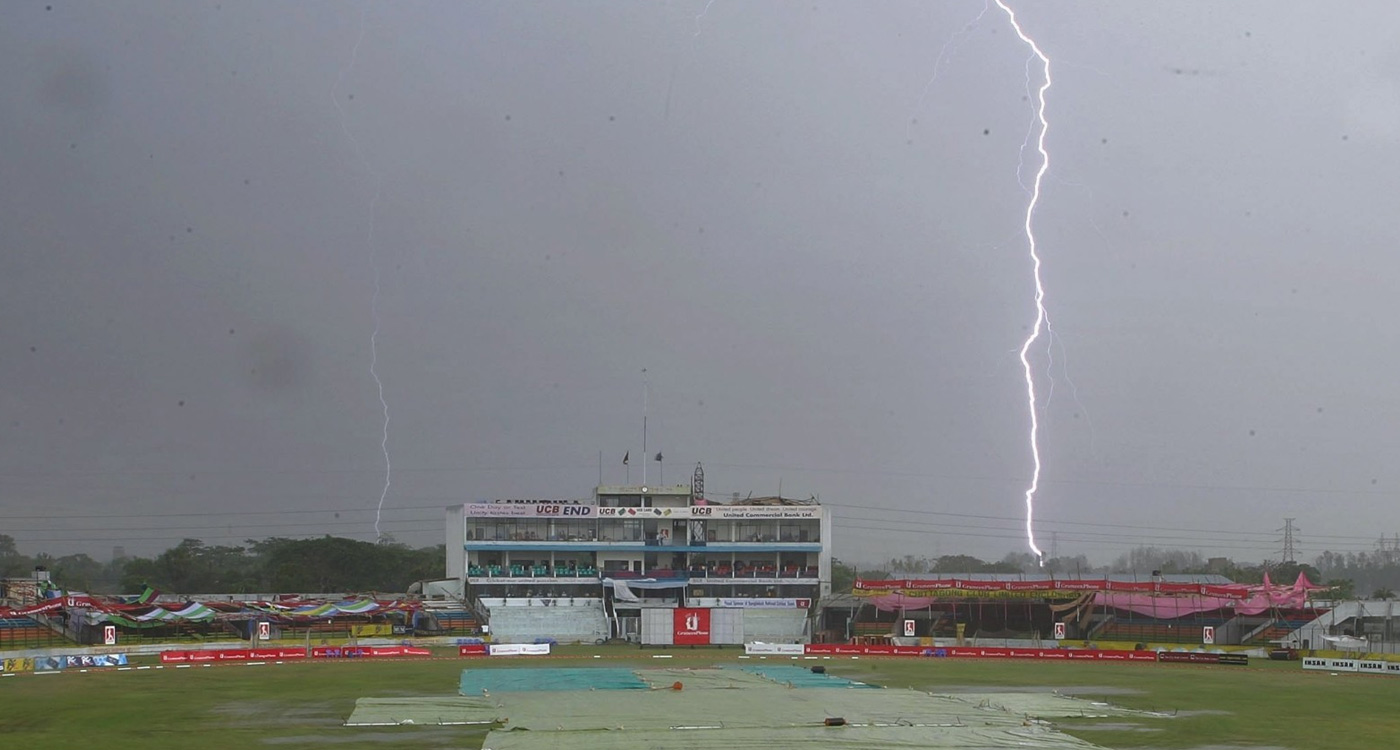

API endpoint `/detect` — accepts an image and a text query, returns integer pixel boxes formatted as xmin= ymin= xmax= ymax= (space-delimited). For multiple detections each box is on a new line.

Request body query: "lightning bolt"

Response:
xmin=331 ymin=3 xmax=393 ymax=541
xmin=995 ymin=0 xmax=1050 ymax=565
xmin=694 ymin=0 xmax=718 ymax=38
xmin=915 ymin=0 xmax=990 ymax=112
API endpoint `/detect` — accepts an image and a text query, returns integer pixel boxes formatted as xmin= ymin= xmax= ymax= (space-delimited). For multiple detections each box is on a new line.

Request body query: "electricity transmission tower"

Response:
xmin=1278 ymin=518 xmax=1299 ymax=563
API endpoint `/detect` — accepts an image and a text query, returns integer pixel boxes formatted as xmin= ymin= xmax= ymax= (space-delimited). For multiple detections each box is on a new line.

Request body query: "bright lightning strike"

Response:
xmin=331 ymin=4 xmax=393 ymax=541
xmin=995 ymin=0 xmax=1051 ymax=565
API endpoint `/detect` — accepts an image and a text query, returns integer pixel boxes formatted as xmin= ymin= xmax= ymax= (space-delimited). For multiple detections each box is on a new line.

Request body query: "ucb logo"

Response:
xmin=685 ymin=613 xmax=699 ymax=631
xmin=538 ymin=505 xmax=591 ymax=516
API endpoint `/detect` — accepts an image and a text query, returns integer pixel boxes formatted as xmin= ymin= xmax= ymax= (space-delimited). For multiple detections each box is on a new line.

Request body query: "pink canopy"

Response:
xmin=861 ymin=572 xmax=1325 ymax=617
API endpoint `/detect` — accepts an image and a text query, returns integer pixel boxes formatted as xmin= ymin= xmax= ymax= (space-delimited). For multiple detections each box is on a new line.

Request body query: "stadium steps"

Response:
xmin=0 ymin=615 xmax=74 ymax=650
xmin=427 ymin=610 xmax=482 ymax=636
xmin=852 ymin=621 xmax=893 ymax=637
xmin=1095 ymin=621 xmax=1211 ymax=644
xmin=1085 ymin=614 xmax=1115 ymax=640
xmin=1243 ymin=618 xmax=1314 ymax=645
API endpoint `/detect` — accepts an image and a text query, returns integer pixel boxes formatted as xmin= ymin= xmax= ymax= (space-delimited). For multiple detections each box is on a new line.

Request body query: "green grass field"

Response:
xmin=3 ymin=646 xmax=1396 ymax=749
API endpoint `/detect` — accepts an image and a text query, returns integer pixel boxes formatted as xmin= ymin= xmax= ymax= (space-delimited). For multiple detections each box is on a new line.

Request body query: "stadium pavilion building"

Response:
xmin=445 ymin=465 xmax=832 ymax=644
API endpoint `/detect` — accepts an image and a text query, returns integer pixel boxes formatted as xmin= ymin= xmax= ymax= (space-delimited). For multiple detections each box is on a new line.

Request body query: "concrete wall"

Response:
xmin=446 ymin=505 xmax=466 ymax=582
xmin=485 ymin=601 xmax=608 ymax=645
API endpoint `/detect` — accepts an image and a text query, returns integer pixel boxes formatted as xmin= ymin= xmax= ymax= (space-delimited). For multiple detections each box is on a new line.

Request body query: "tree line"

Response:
xmin=0 ymin=534 xmax=444 ymax=595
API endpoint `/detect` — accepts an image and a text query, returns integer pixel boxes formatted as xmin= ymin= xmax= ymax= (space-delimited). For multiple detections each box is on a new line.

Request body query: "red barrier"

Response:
xmin=802 ymin=644 xmax=1160 ymax=661
xmin=310 ymin=645 xmax=431 ymax=658
xmin=158 ymin=646 xmax=428 ymax=663
xmin=458 ymin=644 xmax=488 ymax=656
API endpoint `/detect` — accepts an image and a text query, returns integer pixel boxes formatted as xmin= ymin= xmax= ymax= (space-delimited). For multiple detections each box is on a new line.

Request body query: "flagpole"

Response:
xmin=642 ymin=369 xmax=649 ymax=487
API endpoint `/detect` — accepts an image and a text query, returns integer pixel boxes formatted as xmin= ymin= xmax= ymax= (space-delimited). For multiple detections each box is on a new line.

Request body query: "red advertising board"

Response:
xmin=800 ymin=644 xmax=1160 ymax=662
xmin=157 ymin=646 xmax=429 ymax=663
xmin=673 ymin=607 xmax=711 ymax=645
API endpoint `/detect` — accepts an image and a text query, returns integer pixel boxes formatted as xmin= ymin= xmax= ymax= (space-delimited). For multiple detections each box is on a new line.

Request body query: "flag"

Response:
xmin=654 ymin=452 xmax=663 ymax=462
xmin=622 ymin=451 xmax=629 ymax=466
xmin=137 ymin=584 xmax=160 ymax=605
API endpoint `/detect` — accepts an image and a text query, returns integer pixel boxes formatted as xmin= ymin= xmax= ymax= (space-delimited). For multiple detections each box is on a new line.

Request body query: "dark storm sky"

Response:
xmin=3 ymin=1 xmax=1398 ymax=565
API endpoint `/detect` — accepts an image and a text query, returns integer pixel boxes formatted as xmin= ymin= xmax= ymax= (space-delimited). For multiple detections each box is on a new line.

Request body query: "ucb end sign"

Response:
xmin=1053 ymin=622 xmax=1066 ymax=640
xmin=533 ymin=504 xmax=596 ymax=517
xmin=103 ymin=625 xmax=117 ymax=646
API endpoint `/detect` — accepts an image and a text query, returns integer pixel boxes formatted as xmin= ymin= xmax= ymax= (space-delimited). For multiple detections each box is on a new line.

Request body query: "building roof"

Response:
xmin=729 ymin=495 xmax=818 ymax=507
xmin=595 ymin=484 xmax=692 ymax=496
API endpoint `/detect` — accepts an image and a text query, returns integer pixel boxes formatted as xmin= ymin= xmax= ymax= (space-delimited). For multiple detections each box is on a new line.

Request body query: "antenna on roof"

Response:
xmin=641 ymin=368 xmax=649 ymax=488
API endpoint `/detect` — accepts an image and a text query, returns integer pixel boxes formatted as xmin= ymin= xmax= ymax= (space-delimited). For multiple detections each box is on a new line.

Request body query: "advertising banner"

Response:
xmin=311 ymin=646 xmax=432 ymax=658
xmin=158 ymin=646 xmax=428 ymax=663
xmin=488 ymin=643 xmax=552 ymax=656
xmin=1156 ymin=652 xmax=1216 ymax=664
xmin=803 ymin=644 xmax=1160 ymax=661
xmin=714 ymin=598 xmax=810 ymax=609
xmin=32 ymin=655 xmax=128 ymax=671
xmin=8 ymin=600 xmax=66 ymax=617
xmin=700 ymin=506 xmax=821 ymax=520
xmin=1356 ymin=660 xmax=1400 ymax=675
xmin=2 ymin=657 xmax=36 ymax=673
xmin=458 ymin=644 xmax=489 ymax=656
xmin=464 ymin=503 xmax=596 ymax=518
xmin=1302 ymin=657 xmax=1370 ymax=672
xmin=596 ymin=505 xmax=822 ymax=520
xmin=34 ymin=656 xmax=66 ymax=671
xmin=744 ymin=643 xmax=806 ymax=655
xmin=19 ymin=654 xmax=130 ymax=670
xmin=63 ymin=654 xmax=128 ymax=668
xmin=673 ymin=608 xmax=711 ymax=645
xmin=1155 ymin=651 xmax=1248 ymax=666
